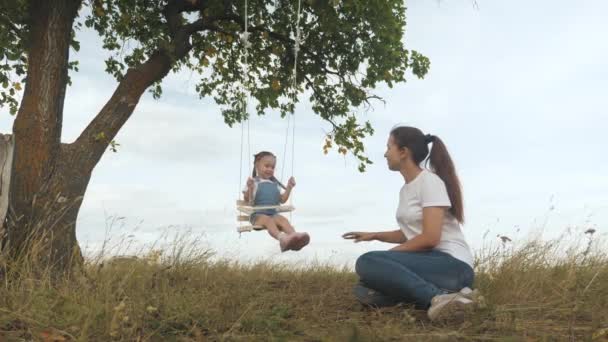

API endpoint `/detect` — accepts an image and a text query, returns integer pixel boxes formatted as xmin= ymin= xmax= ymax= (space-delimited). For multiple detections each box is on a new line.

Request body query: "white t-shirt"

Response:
xmin=396 ymin=169 xmax=474 ymax=268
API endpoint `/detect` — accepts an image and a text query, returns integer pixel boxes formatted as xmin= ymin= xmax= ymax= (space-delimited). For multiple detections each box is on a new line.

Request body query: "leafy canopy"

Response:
xmin=0 ymin=0 xmax=429 ymax=171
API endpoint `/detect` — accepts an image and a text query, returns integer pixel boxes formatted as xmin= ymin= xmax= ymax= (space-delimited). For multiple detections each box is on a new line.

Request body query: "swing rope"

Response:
xmin=280 ymin=112 xmax=290 ymax=182
xmin=237 ymin=0 xmax=303 ymax=230
xmin=286 ymin=0 xmax=302 ymax=219
xmin=238 ymin=0 xmax=252 ymax=199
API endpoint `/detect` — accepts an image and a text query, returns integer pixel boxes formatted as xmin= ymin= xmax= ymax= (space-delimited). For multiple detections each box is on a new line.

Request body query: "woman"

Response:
xmin=343 ymin=125 xmax=477 ymax=322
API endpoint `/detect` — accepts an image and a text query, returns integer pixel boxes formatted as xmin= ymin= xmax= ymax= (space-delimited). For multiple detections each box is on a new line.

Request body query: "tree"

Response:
xmin=0 ymin=0 xmax=429 ymax=273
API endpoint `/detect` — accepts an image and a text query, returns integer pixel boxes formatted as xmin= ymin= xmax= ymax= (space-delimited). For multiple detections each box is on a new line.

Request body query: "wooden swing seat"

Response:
xmin=236 ymin=200 xmax=295 ymax=214
xmin=235 ymin=200 xmax=295 ymax=233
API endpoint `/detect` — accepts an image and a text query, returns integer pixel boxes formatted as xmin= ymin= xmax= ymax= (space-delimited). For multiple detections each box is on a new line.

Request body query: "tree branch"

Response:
xmin=73 ymin=1 xmax=215 ymax=169
xmin=74 ymin=1 xmax=352 ymax=168
xmin=303 ymin=74 xmax=340 ymax=129
xmin=184 ymin=14 xmax=240 ymax=35
xmin=168 ymin=0 xmax=341 ymax=80
xmin=179 ymin=4 xmax=343 ymax=79
xmin=163 ymin=0 xmax=207 ymax=38
xmin=73 ymin=51 xmax=174 ymax=171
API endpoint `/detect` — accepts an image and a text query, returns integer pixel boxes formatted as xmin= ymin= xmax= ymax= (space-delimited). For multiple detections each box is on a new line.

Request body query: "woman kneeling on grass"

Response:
xmin=343 ymin=125 xmax=477 ymax=322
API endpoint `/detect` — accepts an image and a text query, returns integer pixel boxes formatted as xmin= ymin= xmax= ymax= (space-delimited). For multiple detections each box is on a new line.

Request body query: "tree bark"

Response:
xmin=7 ymin=0 xmax=82 ymax=272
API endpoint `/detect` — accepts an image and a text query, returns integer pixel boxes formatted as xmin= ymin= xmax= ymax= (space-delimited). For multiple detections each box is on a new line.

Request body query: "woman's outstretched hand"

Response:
xmin=342 ymin=232 xmax=376 ymax=243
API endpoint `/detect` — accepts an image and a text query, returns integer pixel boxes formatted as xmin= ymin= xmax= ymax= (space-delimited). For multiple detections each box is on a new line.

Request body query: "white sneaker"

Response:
xmin=460 ymin=287 xmax=486 ymax=308
xmin=427 ymin=292 xmax=475 ymax=322
xmin=459 ymin=287 xmax=478 ymax=298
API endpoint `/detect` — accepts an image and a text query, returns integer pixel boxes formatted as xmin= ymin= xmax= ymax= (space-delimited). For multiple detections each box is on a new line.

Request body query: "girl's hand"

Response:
xmin=342 ymin=232 xmax=376 ymax=243
xmin=246 ymin=177 xmax=254 ymax=189
xmin=287 ymin=177 xmax=296 ymax=189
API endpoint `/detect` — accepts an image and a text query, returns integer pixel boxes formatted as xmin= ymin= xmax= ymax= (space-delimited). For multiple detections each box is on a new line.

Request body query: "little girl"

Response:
xmin=243 ymin=151 xmax=310 ymax=252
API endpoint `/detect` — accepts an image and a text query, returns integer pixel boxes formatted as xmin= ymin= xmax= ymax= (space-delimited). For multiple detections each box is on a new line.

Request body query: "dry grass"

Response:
xmin=0 ymin=231 xmax=607 ymax=341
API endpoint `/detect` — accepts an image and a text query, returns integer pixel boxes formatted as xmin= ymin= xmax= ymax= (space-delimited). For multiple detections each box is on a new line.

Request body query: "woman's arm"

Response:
xmin=343 ymin=229 xmax=406 ymax=243
xmin=374 ymin=230 xmax=407 ymax=243
xmin=390 ymin=207 xmax=445 ymax=252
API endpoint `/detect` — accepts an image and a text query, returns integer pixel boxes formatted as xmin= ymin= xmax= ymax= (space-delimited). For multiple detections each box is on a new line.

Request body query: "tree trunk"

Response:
xmin=5 ymin=0 xmax=199 ymax=275
xmin=5 ymin=145 xmax=88 ymax=272
xmin=6 ymin=0 xmax=82 ymax=273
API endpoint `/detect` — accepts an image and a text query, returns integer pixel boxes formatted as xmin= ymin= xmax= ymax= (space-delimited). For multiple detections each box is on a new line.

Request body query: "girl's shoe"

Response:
xmin=279 ymin=232 xmax=310 ymax=252
xmin=279 ymin=233 xmax=292 ymax=252
xmin=290 ymin=232 xmax=310 ymax=251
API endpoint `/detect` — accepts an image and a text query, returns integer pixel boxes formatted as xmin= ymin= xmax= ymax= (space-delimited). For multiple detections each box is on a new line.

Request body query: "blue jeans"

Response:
xmin=354 ymin=250 xmax=474 ymax=309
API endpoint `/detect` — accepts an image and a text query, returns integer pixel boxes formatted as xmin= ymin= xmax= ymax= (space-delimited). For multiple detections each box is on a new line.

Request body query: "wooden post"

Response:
xmin=0 ymin=134 xmax=14 ymax=229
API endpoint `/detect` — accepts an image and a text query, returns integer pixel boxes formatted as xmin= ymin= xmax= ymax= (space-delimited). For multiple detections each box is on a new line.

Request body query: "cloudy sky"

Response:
xmin=1 ymin=1 xmax=607 ymax=267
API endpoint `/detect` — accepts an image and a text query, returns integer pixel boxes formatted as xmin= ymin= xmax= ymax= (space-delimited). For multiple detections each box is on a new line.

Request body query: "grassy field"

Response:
xmin=1 ymin=232 xmax=607 ymax=341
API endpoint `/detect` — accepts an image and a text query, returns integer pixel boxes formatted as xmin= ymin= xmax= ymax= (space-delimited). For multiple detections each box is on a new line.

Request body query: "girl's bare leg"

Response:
xmin=273 ymin=215 xmax=309 ymax=251
xmin=254 ymin=215 xmax=282 ymax=240
xmin=273 ymin=215 xmax=295 ymax=234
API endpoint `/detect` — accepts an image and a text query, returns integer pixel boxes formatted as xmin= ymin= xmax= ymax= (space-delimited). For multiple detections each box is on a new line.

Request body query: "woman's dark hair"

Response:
xmin=390 ymin=126 xmax=464 ymax=223
xmin=252 ymin=151 xmax=286 ymax=189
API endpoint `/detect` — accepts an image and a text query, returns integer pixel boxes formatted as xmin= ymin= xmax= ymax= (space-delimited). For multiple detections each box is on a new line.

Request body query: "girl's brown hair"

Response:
xmin=390 ymin=126 xmax=464 ymax=223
